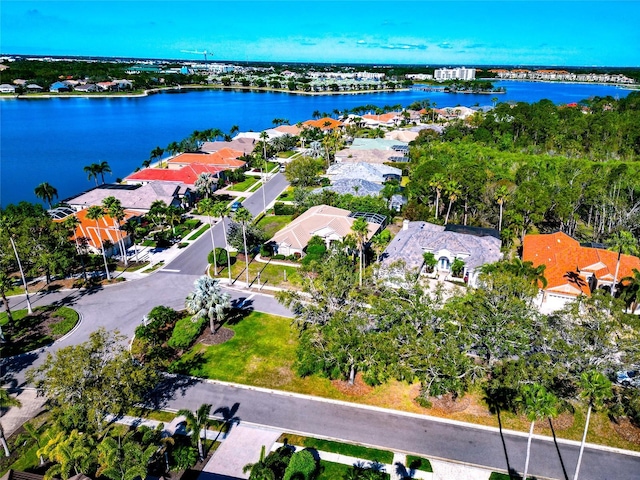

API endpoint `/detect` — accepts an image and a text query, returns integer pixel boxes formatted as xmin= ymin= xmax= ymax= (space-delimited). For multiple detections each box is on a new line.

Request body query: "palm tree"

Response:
xmin=429 ymin=173 xmax=446 ymax=220
xmin=185 ymin=276 xmax=231 ymax=333
xmin=103 ymin=196 xmax=127 ymax=266
xmin=165 ymin=206 xmax=183 ymax=236
xmin=0 ymin=271 xmax=15 ymax=332
xmin=243 ymin=445 xmax=276 ymax=480
xmin=444 ymin=180 xmax=461 ymax=225
xmin=150 ymin=146 xmax=164 ymax=164
xmin=233 ymin=207 xmax=253 ymax=288
xmin=517 ymin=384 xmax=558 ymax=480
xmin=199 ymin=198 xmax=218 ymax=275
xmin=97 ymin=434 xmax=154 ymax=480
xmin=229 ymin=125 xmax=240 ymax=137
xmin=494 ymin=184 xmax=512 ymax=231
xmin=620 ymin=268 xmax=640 ymax=313
xmin=0 ymin=214 xmax=33 ymax=314
xmin=212 ymin=202 xmax=233 ymax=284
xmin=62 ymin=215 xmax=88 ymax=281
xmin=85 ymin=205 xmax=111 ymax=281
xmin=607 ymin=230 xmax=639 ymax=256
xmin=0 ymin=389 xmax=21 ymax=457
xmin=573 ymin=371 xmax=612 ymax=480
xmin=84 ymin=163 xmax=100 ymax=186
xmin=351 ymin=218 xmax=370 ymax=288
xmin=194 ymin=172 xmax=216 ymax=199
xmin=177 ymin=403 xmax=212 ymax=461
xmin=96 ymin=160 xmax=112 ymax=184
xmin=34 ymin=182 xmax=59 ymax=208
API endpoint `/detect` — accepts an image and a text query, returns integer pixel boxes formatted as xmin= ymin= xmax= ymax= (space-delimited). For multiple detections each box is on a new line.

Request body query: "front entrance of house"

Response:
xmin=438 ymin=256 xmax=451 ymax=271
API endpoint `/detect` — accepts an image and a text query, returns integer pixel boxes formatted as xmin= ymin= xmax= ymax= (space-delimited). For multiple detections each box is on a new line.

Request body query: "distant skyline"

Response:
xmin=2 ymin=1 xmax=639 ymax=67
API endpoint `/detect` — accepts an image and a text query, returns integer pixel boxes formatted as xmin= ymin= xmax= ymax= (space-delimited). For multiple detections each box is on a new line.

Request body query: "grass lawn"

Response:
xmin=212 ymin=254 xmax=302 ymax=289
xmin=256 ymin=214 xmax=293 ymax=238
xmin=277 ymin=187 xmax=296 ymax=202
xmin=405 ymin=455 xmax=433 ymax=472
xmin=187 ymin=223 xmax=210 ymax=240
xmin=277 ymin=151 xmax=296 ymax=159
xmin=227 ymin=176 xmax=259 ymax=192
xmin=0 ymin=305 xmax=79 ymax=356
xmin=278 ymin=434 xmax=394 ymax=464
xmin=115 ymin=261 xmax=150 ymax=272
xmin=317 ymin=461 xmax=389 ymax=479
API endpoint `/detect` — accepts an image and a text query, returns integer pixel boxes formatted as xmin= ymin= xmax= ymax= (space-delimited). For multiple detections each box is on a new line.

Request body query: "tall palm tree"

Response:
xmin=103 ymin=196 xmax=127 ymax=266
xmin=84 ymin=163 xmax=100 ymax=186
xmin=494 ymin=184 xmax=512 ymax=231
xmin=199 ymin=198 xmax=218 ymax=275
xmin=95 ymin=161 xmax=112 ymax=184
xmin=34 ymin=182 xmax=59 ymax=208
xmin=85 ymin=205 xmax=111 ymax=281
xmin=573 ymin=371 xmax=612 ymax=480
xmin=150 ymin=146 xmax=164 ymax=164
xmin=229 ymin=125 xmax=240 ymax=137
xmin=233 ymin=207 xmax=253 ymax=288
xmin=429 ymin=173 xmax=446 ymax=220
xmin=177 ymin=403 xmax=212 ymax=461
xmin=517 ymin=384 xmax=558 ymax=480
xmin=212 ymin=202 xmax=233 ymax=284
xmin=620 ymin=268 xmax=640 ymax=313
xmin=0 ymin=214 xmax=33 ymax=314
xmin=0 ymin=389 xmax=21 ymax=457
xmin=444 ymin=180 xmax=461 ymax=225
xmin=62 ymin=215 xmax=88 ymax=280
xmin=185 ymin=276 xmax=231 ymax=333
xmin=351 ymin=218 xmax=370 ymax=288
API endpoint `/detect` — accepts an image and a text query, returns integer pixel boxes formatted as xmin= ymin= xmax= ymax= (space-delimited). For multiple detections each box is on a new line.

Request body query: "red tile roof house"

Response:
xmin=303 ymin=117 xmax=344 ymax=132
xmin=167 ymin=151 xmax=246 ymax=170
xmin=124 ymin=164 xmax=224 ymax=188
xmin=523 ymin=231 xmax=640 ymax=313
xmin=269 ymin=205 xmax=380 ymax=257
xmin=54 ymin=207 xmax=141 ymax=256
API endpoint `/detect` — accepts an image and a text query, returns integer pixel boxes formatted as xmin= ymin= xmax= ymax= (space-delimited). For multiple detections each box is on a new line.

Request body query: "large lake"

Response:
xmin=0 ymin=80 xmax=634 ymax=206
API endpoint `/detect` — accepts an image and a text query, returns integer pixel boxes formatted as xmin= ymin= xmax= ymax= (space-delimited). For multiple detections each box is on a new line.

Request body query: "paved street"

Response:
xmin=2 ymin=171 xmax=640 ymax=479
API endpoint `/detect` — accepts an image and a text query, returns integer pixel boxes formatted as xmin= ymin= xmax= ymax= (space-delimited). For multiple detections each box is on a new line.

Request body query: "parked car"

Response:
xmin=230 ymin=201 xmax=242 ymax=212
xmin=616 ymin=369 xmax=640 ymax=387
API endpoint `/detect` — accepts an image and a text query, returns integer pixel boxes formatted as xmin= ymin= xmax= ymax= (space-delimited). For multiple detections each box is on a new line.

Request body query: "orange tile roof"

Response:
xmin=54 ymin=208 xmax=140 ymax=251
xmin=168 ymin=151 xmax=246 ymax=169
xmin=125 ymin=164 xmax=223 ymax=184
xmin=362 ymin=112 xmax=400 ymax=123
xmin=303 ymin=117 xmax=344 ymax=130
xmin=523 ymin=232 xmax=640 ymax=297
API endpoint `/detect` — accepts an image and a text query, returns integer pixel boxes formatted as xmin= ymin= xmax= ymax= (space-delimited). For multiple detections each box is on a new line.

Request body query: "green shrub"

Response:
xmin=168 ymin=316 xmax=206 ymax=350
xmin=260 ymin=245 xmax=273 ymax=257
xmin=208 ymin=248 xmax=229 ymax=266
xmin=305 ymin=244 xmax=326 ymax=257
xmin=171 ymin=445 xmax=198 ymax=471
xmin=283 ymin=449 xmax=318 ymax=480
xmin=184 ymin=218 xmax=201 ymax=229
xmin=273 ymin=254 xmax=286 ymax=260
xmin=274 ymin=203 xmax=296 ymax=216
xmin=178 ymin=242 xmax=189 ymax=249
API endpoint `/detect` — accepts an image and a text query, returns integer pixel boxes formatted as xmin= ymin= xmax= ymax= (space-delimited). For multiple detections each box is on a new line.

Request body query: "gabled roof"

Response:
xmin=334 ymin=148 xmax=398 ymax=164
xmin=362 ymin=112 xmax=400 ymax=124
xmin=381 ymin=221 xmax=502 ymax=272
xmin=200 ymin=138 xmax=255 ymax=154
xmin=522 ymin=231 xmax=640 ymax=297
xmin=54 ymin=208 xmax=141 ymax=251
xmin=65 ymin=182 xmax=181 ymax=211
xmin=270 ymin=205 xmax=379 ymax=251
xmin=313 ymin=178 xmax=384 ymax=197
xmin=125 ymin=164 xmax=222 ymax=185
xmin=273 ymin=125 xmax=302 ymax=135
xmin=326 ymin=162 xmax=401 ymax=183
xmin=168 ymin=151 xmax=245 ymax=169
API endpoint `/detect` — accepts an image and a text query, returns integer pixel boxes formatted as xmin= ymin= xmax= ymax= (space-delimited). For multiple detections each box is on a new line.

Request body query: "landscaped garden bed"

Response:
xmin=0 ymin=305 xmax=79 ymax=356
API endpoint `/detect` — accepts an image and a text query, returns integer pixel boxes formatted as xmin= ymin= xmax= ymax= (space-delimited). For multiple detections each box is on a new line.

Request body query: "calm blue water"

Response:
xmin=0 ymin=81 xmax=633 ymax=206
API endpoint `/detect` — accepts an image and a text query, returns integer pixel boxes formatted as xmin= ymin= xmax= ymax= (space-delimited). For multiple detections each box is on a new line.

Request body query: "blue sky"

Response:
xmin=2 ymin=1 xmax=639 ymax=66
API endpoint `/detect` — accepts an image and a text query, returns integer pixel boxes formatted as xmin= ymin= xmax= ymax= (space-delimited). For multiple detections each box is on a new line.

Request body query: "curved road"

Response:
xmin=3 ymin=172 xmax=640 ymax=479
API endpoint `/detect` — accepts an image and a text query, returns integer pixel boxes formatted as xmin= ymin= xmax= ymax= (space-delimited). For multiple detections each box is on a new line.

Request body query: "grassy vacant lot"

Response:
xmin=171 ymin=311 xmax=640 ymax=452
xmin=0 ymin=305 xmax=79 ymax=356
xmin=256 ymin=214 xmax=293 ymax=238
xmin=211 ymin=254 xmax=302 ymax=289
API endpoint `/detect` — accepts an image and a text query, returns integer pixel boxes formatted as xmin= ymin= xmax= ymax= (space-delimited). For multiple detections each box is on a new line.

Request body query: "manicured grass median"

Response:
xmin=278 ymin=434 xmax=394 ymax=464
xmin=188 ymin=223 xmax=210 ymax=240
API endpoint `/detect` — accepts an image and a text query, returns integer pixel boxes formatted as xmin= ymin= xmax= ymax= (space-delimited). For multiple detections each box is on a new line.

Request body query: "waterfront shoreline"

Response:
xmin=3 ymin=84 xmax=411 ymax=100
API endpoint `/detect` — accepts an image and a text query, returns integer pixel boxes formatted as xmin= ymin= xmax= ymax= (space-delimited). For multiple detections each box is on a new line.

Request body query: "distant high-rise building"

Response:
xmin=434 ymin=67 xmax=476 ymax=81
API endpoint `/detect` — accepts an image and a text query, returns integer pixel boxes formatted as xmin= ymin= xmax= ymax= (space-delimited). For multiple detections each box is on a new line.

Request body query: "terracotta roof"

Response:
xmin=270 ymin=205 xmax=379 ymax=251
xmin=362 ymin=112 xmax=400 ymax=123
xmin=303 ymin=117 xmax=344 ymax=130
xmin=168 ymin=151 xmax=245 ymax=169
xmin=125 ymin=164 xmax=223 ymax=184
xmin=522 ymin=232 xmax=640 ymax=297
xmin=54 ymin=208 xmax=141 ymax=251
xmin=274 ymin=125 xmax=302 ymax=135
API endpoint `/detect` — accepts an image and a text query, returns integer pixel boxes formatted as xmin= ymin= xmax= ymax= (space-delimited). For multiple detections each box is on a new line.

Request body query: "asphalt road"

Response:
xmin=3 ymin=171 xmax=640 ymax=479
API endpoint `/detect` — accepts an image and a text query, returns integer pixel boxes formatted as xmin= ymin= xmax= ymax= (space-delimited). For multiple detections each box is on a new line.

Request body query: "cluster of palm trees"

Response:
xmin=83 ymin=161 xmax=112 ymax=186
